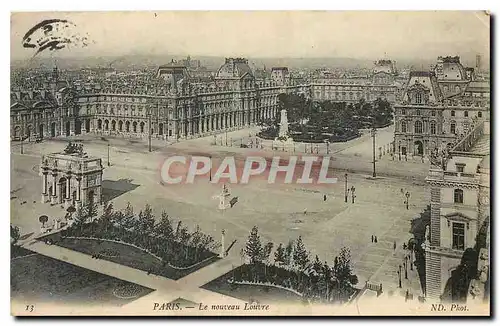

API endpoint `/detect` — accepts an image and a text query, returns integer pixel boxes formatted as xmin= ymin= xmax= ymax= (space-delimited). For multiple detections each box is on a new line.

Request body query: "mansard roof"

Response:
xmin=10 ymin=89 xmax=58 ymax=110
xmin=215 ymin=58 xmax=254 ymax=79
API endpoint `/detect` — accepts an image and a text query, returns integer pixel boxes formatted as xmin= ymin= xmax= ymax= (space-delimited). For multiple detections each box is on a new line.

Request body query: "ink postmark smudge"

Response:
xmin=22 ymin=19 xmax=94 ymax=57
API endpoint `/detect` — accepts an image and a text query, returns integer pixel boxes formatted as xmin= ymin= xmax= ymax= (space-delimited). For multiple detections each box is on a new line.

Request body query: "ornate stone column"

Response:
xmin=50 ymin=171 xmax=58 ymax=204
xmin=41 ymin=171 xmax=48 ymax=203
xmin=75 ymin=175 xmax=82 ymax=211
xmin=65 ymin=172 xmax=72 ymax=208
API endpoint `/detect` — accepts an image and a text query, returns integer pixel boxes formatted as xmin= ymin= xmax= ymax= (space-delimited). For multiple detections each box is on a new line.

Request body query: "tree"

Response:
xmin=100 ymin=201 xmax=114 ymax=233
xmin=124 ymin=202 xmax=134 ymax=218
xmin=293 ymin=236 xmax=310 ymax=272
xmin=178 ymin=226 xmax=191 ymax=260
xmin=137 ymin=204 xmax=155 ymax=235
xmin=284 ymin=240 xmax=294 ymax=267
xmin=156 ymin=211 xmax=174 ymax=241
xmin=38 ymin=215 xmax=49 ymax=227
xmin=274 ymin=243 xmax=287 ymax=267
xmin=84 ymin=201 xmax=98 ymax=223
xmin=11 ymin=225 xmax=20 ymax=245
xmin=332 ymin=247 xmax=358 ymax=302
xmin=261 ymin=242 xmax=274 ymax=279
xmin=190 ymin=225 xmax=203 ymax=261
xmin=244 ymin=226 xmax=263 ymax=264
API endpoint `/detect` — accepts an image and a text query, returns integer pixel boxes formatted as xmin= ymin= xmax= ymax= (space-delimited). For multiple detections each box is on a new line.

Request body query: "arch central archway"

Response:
xmin=414 ymin=140 xmax=424 ymax=156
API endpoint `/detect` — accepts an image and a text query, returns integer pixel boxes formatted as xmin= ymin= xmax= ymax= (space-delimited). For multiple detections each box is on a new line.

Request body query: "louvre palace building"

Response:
xmin=10 ymin=58 xmax=311 ymax=141
xmin=393 ymin=56 xmax=490 ymax=159
xmin=10 ymin=56 xmax=409 ymax=142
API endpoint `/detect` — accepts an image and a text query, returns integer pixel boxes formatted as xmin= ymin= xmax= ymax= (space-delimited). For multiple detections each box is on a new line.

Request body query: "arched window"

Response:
xmin=414 ymin=121 xmax=423 ymax=134
xmin=478 ymin=111 xmax=483 ymax=118
xmin=401 ymin=121 xmax=407 ymax=133
xmin=451 ymin=110 xmax=455 ymax=117
xmin=464 ymin=111 xmax=469 ymax=117
xmin=450 ymin=121 xmax=456 ymax=134
xmin=431 ymin=110 xmax=436 ymax=116
xmin=454 ymin=189 xmax=464 ymax=204
xmin=429 ymin=121 xmax=436 ymax=135
xmin=416 ymin=92 xmax=423 ymax=104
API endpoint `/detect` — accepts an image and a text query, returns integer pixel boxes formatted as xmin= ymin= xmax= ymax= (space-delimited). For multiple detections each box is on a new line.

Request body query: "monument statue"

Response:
xmin=212 ymin=183 xmax=231 ymax=210
xmin=278 ymin=109 xmax=290 ymax=139
xmin=275 ymin=109 xmax=294 ymax=151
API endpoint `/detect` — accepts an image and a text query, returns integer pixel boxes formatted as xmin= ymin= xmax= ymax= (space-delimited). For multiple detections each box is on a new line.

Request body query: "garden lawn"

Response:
xmin=11 ymin=254 xmax=154 ymax=307
xmin=40 ymin=235 xmax=220 ymax=280
xmin=202 ymin=269 xmax=305 ymax=304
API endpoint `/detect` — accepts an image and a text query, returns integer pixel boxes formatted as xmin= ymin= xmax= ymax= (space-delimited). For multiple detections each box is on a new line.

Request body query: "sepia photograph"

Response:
xmin=8 ymin=10 xmax=491 ymax=316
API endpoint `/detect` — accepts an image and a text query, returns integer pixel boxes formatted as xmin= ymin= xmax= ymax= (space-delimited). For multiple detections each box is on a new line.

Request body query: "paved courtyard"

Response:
xmin=11 ymin=127 xmax=430 ymax=300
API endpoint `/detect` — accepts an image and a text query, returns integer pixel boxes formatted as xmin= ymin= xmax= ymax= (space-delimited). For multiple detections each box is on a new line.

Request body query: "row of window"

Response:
xmin=400 ymin=120 xmax=460 ymax=134
xmin=399 ymin=109 xmax=483 ymax=118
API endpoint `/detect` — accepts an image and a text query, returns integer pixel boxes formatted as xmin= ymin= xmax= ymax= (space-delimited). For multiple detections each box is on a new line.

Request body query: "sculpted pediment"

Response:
xmin=444 ymin=212 xmax=474 ymax=222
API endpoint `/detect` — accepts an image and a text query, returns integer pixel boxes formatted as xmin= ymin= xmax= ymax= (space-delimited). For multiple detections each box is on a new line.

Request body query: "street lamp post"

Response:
xmin=20 ymin=135 xmax=24 ymax=155
xmin=148 ymin=107 xmax=152 ymax=153
xmin=404 ymin=256 xmax=408 ymax=279
xmin=209 ymin=155 xmax=212 ymax=182
xmin=225 ymin=130 xmax=228 ymax=146
xmin=410 ymin=252 xmax=414 ymax=271
xmin=371 ymin=127 xmax=377 ymax=177
xmin=344 ymin=173 xmax=348 ymax=203
xmin=107 ymin=143 xmax=110 ymax=166
xmin=398 ymin=265 xmax=402 ymax=288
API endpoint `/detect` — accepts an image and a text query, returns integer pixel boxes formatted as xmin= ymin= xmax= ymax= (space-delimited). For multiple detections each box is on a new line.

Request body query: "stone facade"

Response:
xmin=11 ymin=59 xmax=311 ymax=141
xmin=424 ymin=120 xmax=490 ymax=301
xmin=311 ymin=59 xmax=401 ymax=103
xmin=10 ymin=67 xmax=75 ymax=140
xmin=394 ymin=56 xmax=490 ymax=159
xmin=40 ymin=151 xmax=104 ymax=210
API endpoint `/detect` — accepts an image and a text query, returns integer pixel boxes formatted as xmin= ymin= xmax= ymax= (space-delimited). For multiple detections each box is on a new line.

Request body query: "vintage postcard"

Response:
xmin=10 ymin=11 xmax=490 ymax=316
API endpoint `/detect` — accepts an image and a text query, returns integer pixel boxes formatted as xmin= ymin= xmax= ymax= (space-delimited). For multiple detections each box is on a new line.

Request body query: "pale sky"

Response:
xmin=10 ymin=11 xmax=490 ymax=61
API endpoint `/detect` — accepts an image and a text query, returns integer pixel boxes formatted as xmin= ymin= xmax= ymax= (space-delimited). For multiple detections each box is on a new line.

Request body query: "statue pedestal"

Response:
xmin=274 ymin=137 xmax=295 ymax=152
xmin=218 ymin=194 xmax=231 ymax=210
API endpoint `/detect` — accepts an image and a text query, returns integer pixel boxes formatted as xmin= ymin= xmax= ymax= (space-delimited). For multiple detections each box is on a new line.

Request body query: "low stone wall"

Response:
xmin=228 ymin=279 xmax=303 ymax=297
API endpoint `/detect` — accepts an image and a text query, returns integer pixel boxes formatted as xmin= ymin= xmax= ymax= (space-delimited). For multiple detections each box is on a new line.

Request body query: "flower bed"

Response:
xmin=112 ymin=284 xmax=146 ymax=299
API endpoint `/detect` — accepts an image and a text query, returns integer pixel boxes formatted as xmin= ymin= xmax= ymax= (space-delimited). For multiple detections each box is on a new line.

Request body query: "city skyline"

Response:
xmin=11 ymin=11 xmax=490 ymax=62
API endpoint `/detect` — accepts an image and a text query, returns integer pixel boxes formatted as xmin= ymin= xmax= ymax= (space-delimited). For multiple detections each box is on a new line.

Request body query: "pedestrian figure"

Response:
xmin=393 ymin=241 xmax=397 ymax=251
xmin=374 ymin=236 xmax=378 ymax=243
xmin=304 ymin=208 xmax=307 ymax=215
xmin=323 ymin=195 xmax=327 ymax=201
xmin=371 ymin=235 xmax=374 ymax=243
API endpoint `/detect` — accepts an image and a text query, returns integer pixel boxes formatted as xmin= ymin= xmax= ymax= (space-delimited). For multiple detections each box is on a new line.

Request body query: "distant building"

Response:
xmin=310 ymin=59 xmax=401 ymax=103
xmin=393 ymin=56 xmax=490 ymax=158
xmin=10 ymin=67 xmax=74 ymax=140
xmin=12 ymin=58 xmax=311 ymax=141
